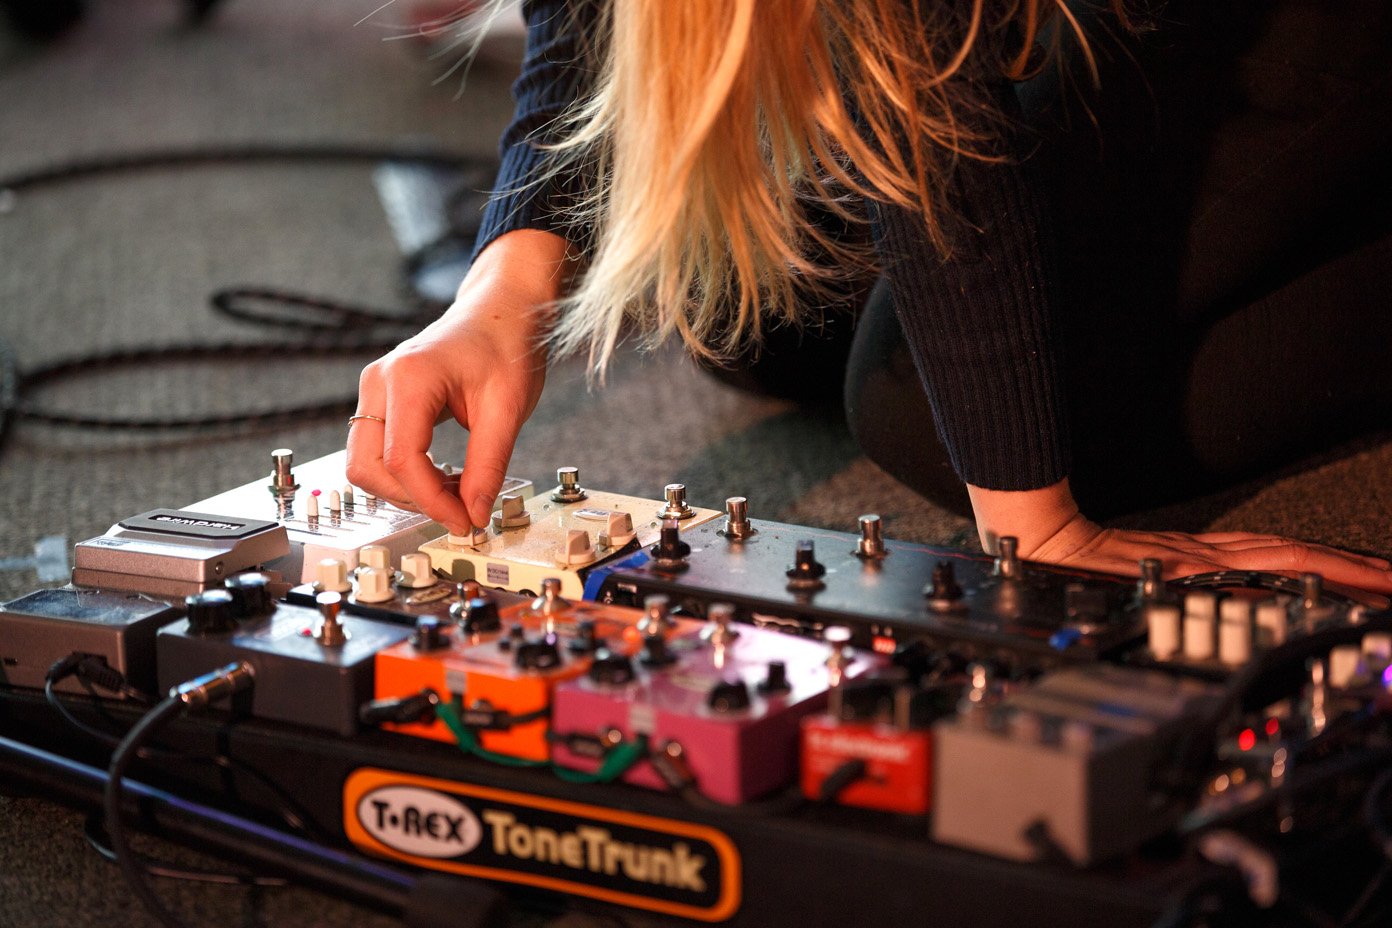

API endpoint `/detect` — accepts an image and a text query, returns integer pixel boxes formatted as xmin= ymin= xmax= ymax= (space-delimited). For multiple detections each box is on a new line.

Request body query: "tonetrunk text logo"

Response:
xmin=344 ymin=769 xmax=741 ymax=921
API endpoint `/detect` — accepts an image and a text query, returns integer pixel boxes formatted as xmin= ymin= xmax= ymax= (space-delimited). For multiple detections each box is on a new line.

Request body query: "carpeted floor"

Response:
xmin=1 ymin=1 xmax=1390 ymax=926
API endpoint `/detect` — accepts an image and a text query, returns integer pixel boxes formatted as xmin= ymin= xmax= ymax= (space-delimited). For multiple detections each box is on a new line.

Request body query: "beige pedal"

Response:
xmin=188 ymin=449 xmax=534 ymax=584
xmin=419 ymin=475 xmax=720 ymax=598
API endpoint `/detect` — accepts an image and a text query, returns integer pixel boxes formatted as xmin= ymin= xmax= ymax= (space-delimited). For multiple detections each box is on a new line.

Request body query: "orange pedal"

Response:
xmin=373 ymin=588 xmax=663 ymax=761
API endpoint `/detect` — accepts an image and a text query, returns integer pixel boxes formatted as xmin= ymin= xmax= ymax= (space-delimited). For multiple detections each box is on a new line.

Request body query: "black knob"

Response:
xmin=708 ymin=679 xmax=751 ymax=713
xmin=639 ymin=631 xmax=676 ymax=667
xmin=757 ymin=660 xmax=791 ymax=695
xmin=457 ymin=597 xmax=501 ymax=635
xmin=515 ymin=636 xmax=562 ymax=671
xmin=786 ymin=540 xmax=827 ymax=583
xmin=650 ymin=520 xmax=690 ymax=565
xmin=498 ymin=622 xmax=526 ymax=652
xmin=569 ymin=619 xmax=598 ymax=654
xmin=924 ymin=561 xmax=963 ymax=602
xmin=587 ymin=647 xmax=636 ymax=685
xmin=224 ymin=572 xmax=273 ymax=618
xmin=411 ymin=615 xmax=448 ymax=652
xmin=185 ymin=589 xmax=238 ymax=636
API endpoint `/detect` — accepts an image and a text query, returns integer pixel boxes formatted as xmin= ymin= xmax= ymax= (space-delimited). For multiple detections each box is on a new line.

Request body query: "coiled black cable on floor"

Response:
xmin=0 ymin=143 xmax=497 ymax=448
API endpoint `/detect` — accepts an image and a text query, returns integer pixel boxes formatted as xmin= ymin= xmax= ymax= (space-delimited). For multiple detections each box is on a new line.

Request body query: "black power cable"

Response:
xmin=0 ymin=143 xmax=496 ymax=446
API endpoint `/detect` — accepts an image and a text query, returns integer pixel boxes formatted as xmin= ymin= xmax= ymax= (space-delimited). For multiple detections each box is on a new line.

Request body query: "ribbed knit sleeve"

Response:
xmin=869 ymin=102 xmax=1072 ymax=491
xmin=472 ymin=0 xmax=599 ymax=259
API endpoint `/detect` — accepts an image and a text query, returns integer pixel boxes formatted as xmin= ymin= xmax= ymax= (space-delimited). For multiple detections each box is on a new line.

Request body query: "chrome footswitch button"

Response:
xmin=550 ymin=466 xmax=587 ymax=503
xmin=658 ymin=483 xmax=695 ymax=521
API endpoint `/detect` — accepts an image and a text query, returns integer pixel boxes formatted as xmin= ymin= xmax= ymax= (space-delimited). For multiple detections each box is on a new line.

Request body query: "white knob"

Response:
xmin=315 ymin=558 xmax=352 ymax=593
xmin=1218 ymin=599 xmax=1253 ymax=667
xmin=359 ymin=545 xmax=391 ymax=570
xmin=1255 ymin=600 xmax=1289 ymax=647
xmin=1146 ymin=603 xmax=1182 ymax=660
xmin=599 ymin=511 xmax=635 ymax=547
xmin=400 ymin=552 xmax=436 ymax=589
xmin=355 ymin=566 xmax=395 ymax=603
xmin=555 ymin=529 xmax=596 ymax=565
xmin=1183 ymin=610 xmax=1215 ymax=661
xmin=1328 ymin=645 xmax=1363 ymax=689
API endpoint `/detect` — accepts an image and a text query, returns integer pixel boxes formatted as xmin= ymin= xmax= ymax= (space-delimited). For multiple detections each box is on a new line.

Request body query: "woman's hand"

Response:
xmin=346 ymin=229 xmax=572 ymax=535
xmin=968 ymin=479 xmax=1392 ymax=607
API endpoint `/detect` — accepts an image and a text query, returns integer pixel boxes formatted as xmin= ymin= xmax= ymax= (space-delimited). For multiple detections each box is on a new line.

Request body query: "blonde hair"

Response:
xmin=493 ymin=0 xmax=1111 ymax=375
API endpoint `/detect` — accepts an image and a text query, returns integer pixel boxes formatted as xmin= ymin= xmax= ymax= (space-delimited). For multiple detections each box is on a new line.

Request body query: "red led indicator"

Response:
xmin=1265 ymin=718 xmax=1280 ymax=737
xmin=1238 ymin=729 xmax=1256 ymax=752
xmin=872 ymin=637 xmax=896 ymax=655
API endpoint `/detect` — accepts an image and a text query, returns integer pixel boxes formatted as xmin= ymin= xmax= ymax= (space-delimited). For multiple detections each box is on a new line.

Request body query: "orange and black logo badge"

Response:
xmin=343 ymin=769 xmax=741 ymax=921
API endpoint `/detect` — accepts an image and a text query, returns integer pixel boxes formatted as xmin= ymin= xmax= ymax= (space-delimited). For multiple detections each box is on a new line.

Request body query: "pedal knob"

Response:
xmin=701 ymin=601 xmax=740 ymax=644
xmin=315 ymin=591 xmax=350 ymax=647
xmin=639 ymin=594 xmax=673 ymax=637
xmin=555 ymin=529 xmax=597 ymax=566
xmin=786 ymin=540 xmax=827 ymax=590
xmin=454 ymin=596 xmax=501 ymax=634
xmin=649 ymin=518 xmax=690 ymax=567
xmin=411 ymin=615 xmax=448 ymax=652
xmin=270 ymin=447 xmax=299 ymax=493
xmin=597 ymin=511 xmax=635 ymax=548
xmin=341 ymin=484 xmax=356 ymax=509
xmin=569 ymin=619 xmax=598 ymax=654
xmin=447 ymin=526 xmax=489 ymax=548
xmin=1218 ymin=598 xmax=1253 ymax=667
xmin=359 ymin=544 xmax=392 ymax=572
xmin=757 ymin=660 xmax=791 ymax=695
xmin=314 ymin=557 xmax=352 ymax=593
xmin=1145 ymin=603 xmax=1182 ymax=660
xmin=1136 ymin=558 xmax=1164 ymax=603
xmin=723 ymin=497 xmax=753 ymax=538
xmin=491 ymin=494 xmax=532 ymax=530
xmin=515 ymin=635 xmax=563 ymax=671
xmin=550 ymin=466 xmax=587 ymax=503
xmin=992 ymin=536 xmax=1021 ymax=579
xmin=923 ymin=561 xmax=963 ymax=607
xmin=355 ymin=566 xmax=396 ymax=604
xmin=856 ymin=514 xmax=887 ymax=559
xmin=588 ymin=647 xmax=636 ymax=685
xmin=640 ymin=631 xmax=676 ymax=667
xmin=532 ymin=577 xmax=571 ymax=614
xmin=399 ymin=552 xmax=436 ymax=589
xmin=327 ymin=489 xmax=341 ymax=513
xmin=658 ymin=483 xmax=695 ymax=520
xmin=499 ymin=622 xmax=526 ymax=651
xmin=186 ymin=589 xmax=238 ymax=635
xmin=708 ymin=679 xmax=751 ymax=713
xmin=224 ymin=572 xmax=274 ymax=618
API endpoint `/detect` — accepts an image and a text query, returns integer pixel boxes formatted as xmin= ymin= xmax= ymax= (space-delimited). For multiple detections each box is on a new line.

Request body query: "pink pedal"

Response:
xmin=551 ymin=615 xmax=884 ymax=804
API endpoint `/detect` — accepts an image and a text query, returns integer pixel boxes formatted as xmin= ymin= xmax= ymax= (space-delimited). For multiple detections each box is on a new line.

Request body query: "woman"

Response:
xmin=346 ymin=0 xmax=1392 ymax=600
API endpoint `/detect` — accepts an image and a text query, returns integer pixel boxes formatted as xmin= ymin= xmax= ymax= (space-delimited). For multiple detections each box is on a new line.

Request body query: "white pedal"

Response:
xmin=187 ymin=449 xmax=534 ymax=584
xmin=420 ymin=473 xmax=721 ymax=599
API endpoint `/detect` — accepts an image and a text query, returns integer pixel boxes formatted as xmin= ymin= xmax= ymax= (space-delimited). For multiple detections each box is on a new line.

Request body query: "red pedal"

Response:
xmin=800 ymin=679 xmax=939 ymax=814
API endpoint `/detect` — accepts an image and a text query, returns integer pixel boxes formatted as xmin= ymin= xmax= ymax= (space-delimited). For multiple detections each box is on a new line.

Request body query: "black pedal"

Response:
xmin=156 ymin=595 xmax=411 ymax=736
xmin=586 ymin=507 xmax=1141 ymax=670
xmin=0 ymin=588 xmax=184 ymax=697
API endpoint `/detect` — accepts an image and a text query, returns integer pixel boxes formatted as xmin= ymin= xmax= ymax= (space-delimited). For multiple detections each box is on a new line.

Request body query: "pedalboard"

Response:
xmin=187 ymin=448 xmax=534 ymax=584
xmin=586 ymin=506 xmax=1143 ymax=669
xmin=420 ymin=471 xmax=722 ymax=599
xmin=71 ymin=509 xmax=289 ymax=599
